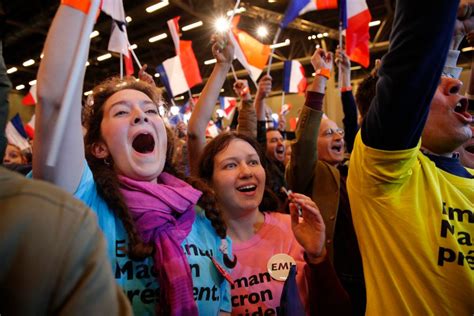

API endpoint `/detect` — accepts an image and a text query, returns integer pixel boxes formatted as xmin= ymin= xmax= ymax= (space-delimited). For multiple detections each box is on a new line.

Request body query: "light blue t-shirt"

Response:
xmin=73 ymin=164 xmax=232 ymax=315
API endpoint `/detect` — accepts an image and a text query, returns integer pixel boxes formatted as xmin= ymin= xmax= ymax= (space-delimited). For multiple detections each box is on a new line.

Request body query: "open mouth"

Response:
xmin=331 ymin=144 xmax=343 ymax=153
xmin=465 ymin=144 xmax=474 ymax=154
xmin=276 ymin=146 xmax=285 ymax=155
xmin=236 ymin=184 xmax=257 ymax=193
xmin=132 ymin=133 xmax=155 ymax=154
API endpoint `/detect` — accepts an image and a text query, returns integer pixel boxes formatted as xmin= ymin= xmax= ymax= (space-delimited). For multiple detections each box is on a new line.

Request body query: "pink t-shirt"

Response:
xmin=230 ymin=212 xmax=308 ymax=315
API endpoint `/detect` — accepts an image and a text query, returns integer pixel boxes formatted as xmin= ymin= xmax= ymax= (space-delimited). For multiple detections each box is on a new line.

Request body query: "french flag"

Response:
xmin=219 ymin=97 xmax=237 ymax=119
xmin=281 ymin=0 xmax=338 ymax=28
xmin=230 ymin=17 xmax=270 ymax=82
xmin=340 ymin=0 xmax=371 ymax=68
xmin=283 ymin=60 xmax=307 ymax=94
xmin=157 ymin=17 xmax=202 ymax=97
xmin=5 ymin=113 xmax=30 ymax=151
xmin=22 ymin=84 xmax=37 ymax=106
xmin=108 ymin=21 xmax=134 ymax=76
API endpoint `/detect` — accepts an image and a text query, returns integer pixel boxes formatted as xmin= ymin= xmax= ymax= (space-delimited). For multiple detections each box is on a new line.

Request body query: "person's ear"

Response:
xmin=91 ymin=141 xmax=110 ymax=159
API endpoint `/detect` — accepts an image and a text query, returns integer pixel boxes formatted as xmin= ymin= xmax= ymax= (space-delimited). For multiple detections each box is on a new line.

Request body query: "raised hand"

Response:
xmin=211 ymin=33 xmax=234 ymax=65
xmin=289 ymin=192 xmax=326 ymax=264
xmin=233 ymin=79 xmax=251 ymax=100
xmin=138 ymin=64 xmax=156 ymax=87
xmin=255 ymin=74 xmax=272 ymax=101
xmin=311 ymin=48 xmax=334 ymax=72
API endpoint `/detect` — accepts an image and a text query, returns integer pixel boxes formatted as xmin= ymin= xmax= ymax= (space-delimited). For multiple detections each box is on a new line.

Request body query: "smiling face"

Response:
xmin=317 ymin=118 xmax=345 ymax=166
xmin=266 ymin=130 xmax=285 ymax=163
xmin=422 ymin=77 xmax=473 ymax=155
xmin=457 ymin=104 xmax=474 ymax=169
xmin=211 ymin=138 xmax=266 ymax=216
xmin=93 ymin=89 xmax=167 ymax=182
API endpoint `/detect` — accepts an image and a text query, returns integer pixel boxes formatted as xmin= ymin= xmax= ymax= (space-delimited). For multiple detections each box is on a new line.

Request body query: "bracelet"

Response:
xmin=315 ymin=68 xmax=330 ymax=79
xmin=340 ymin=86 xmax=352 ymax=92
xmin=240 ymin=86 xmax=250 ymax=97
xmin=61 ymin=0 xmax=91 ymax=14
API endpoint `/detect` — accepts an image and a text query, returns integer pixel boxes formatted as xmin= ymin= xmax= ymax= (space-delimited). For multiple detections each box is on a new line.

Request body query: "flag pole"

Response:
xmin=46 ymin=0 xmax=101 ymax=167
xmin=338 ymin=21 xmax=343 ymax=90
xmin=230 ymin=63 xmax=238 ymax=82
xmin=281 ymin=91 xmax=285 ymax=109
xmin=129 ymin=44 xmax=142 ymax=69
xmin=266 ymin=27 xmax=282 ymax=76
xmin=120 ymin=52 xmax=124 ymax=79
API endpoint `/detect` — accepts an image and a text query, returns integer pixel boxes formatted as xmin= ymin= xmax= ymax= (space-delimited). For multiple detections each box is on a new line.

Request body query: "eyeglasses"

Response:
xmin=322 ymin=128 xmax=345 ymax=137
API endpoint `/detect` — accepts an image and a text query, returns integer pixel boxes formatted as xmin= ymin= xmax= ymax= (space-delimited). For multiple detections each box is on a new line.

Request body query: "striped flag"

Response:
xmin=219 ymin=96 xmax=237 ymax=119
xmin=340 ymin=0 xmax=371 ymax=67
xmin=281 ymin=0 xmax=338 ymax=28
xmin=22 ymin=84 xmax=37 ymax=106
xmin=108 ymin=21 xmax=134 ymax=76
xmin=230 ymin=17 xmax=270 ymax=82
xmin=283 ymin=60 xmax=307 ymax=94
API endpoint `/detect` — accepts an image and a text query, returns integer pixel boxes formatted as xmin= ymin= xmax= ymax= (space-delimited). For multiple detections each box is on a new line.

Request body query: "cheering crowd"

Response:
xmin=1 ymin=0 xmax=473 ymax=315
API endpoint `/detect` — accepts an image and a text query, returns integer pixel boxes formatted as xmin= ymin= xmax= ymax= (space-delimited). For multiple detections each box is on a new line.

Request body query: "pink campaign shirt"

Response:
xmin=230 ymin=212 xmax=308 ymax=315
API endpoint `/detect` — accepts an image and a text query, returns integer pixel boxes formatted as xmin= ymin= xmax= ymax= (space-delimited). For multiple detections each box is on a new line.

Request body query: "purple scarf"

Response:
xmin=118 ymin=172 xmax=202 ymax=316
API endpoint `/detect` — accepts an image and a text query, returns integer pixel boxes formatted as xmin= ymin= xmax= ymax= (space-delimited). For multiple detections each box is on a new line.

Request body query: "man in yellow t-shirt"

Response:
xmin=347 ymin=0 xmax=474 ymax=314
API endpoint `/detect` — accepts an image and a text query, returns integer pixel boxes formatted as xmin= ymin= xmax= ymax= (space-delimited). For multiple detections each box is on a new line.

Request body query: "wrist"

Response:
xmin=306 ymin=247 xmax=327 ymax=264
xmin=61 ymin=0 xmax=91 ymax=13
xmin=340 ymin=86 xmax=352 ymax=92
xmin=315 ymin=68 xmax=331 ymax=79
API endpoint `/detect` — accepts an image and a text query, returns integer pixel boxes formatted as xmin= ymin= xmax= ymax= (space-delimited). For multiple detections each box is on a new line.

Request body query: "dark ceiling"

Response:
xmin=2 ymin=0 xmax=397 ymax=101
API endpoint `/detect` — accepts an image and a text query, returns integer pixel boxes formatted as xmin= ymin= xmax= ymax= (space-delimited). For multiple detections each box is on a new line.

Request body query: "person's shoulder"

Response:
xmin=0 ymin=167 xmax=90 ymax=218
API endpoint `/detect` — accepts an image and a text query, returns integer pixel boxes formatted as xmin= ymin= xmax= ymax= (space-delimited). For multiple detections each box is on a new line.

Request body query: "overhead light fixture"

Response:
xmin=204 ymin=58 xmax=217 ymax=65
xmin=256 ymin=25 xmax=268 ymax=38
xmin=350 ymin=66 xmax=362 ymax=71
xmin=29 ymin=80 xmax=37 ymax=86
xmin=97 ymin=53 xmax=112 ymax=61
xmin=322 ymin=32 xmax=329 ymax=37
xmin=369 ymin=20 xmax=381 ymax=27
xmin=85 ymin=61 xmax=90 ymax=67
xmin=182 ymin=21 xmax=203 ymax=32
xmin=23 ymin=59 xmax=35 ymax=67
xmin=270 ymin=39 xmax=290 ymax=49
xmin=126 ymin=16 xmax=132 ymax=23
xmin=40 ymin=53 xmax=44 ymax=59
xmin=154 ymin=73 xmax=160 ymax=78
xmin=268 ymin=0 xmax=277 ymax=2
xmin=7 ymin=67 xmax=18 ymax=74
xmin=220 ymin=88 xmax=224 ymax=92
xmin=214 ymin=17 xmax=230 ymax=32
xmin=16 ymin=84 xmax=25 ymax=90
xmin=146 ymin=1 xmax=169 ymax=13
xmin=226 ymin=7 xmax=246 ymax=16
xmin=84 ymin=90 xmax=93 ymax=96
xmin=317 ymin=33 xmax=323 ymax=39
xmin=462 ymin=47 xmax=474 ymax=52
xmin=90 ymin=30 xmax=100 ymax=38
xmin=149 ymin=33 xmax=168 ymax=43
xmin=129 ymin=44 xmax=138 ymax=50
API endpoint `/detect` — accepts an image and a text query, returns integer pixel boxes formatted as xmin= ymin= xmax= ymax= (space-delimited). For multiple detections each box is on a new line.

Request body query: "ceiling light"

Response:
xmin=29 ymin=80 xmax=37 ymax=86
xmin=220 ymin=88 xmax=224 ymax=92
xmin=214 ymin=17 xmax=230 ymax=32
xmin=462 ymin=47 xmax=474 ymax=52
xmin=154 ymin=73 xmax=160 ymax=78
xmin=226 ymin=7 xmax=246 ymax=16
xmin=351 ymin=66 xmax=362 ymax=71
xmin=90 ymin=30 xmax=99 ymax=39
xmin=7 ymin=67 xmax=18 ymax=74
xmin=312 ymin=35 xmax=316 ymax=40
xmin=84 ymin=90 xmax=93 ymax=96
xmin=256 ymin=25 xmax=268 ymax=38
xmin=269 ymin=39 xmax=290 ymax=49
xmin=40 ymin=53 xmax=44 ymax=59
xmin=317 ymin=33 xmax=323 ymax=39
xmin=268 ymin=0 xmax=277 ymax=2
xmin=23 ymin=59 xmax=35 ymax=67
xmin=149 ymin=33 xmax=168 ymax=43
xmin=369 ymin=20 xmax=381 ymax=27
xmin=126 ymin=16 xmax=132 ymax=23
xmin=129 ymin=44 xmax=138 ymax=50
xmin=97 ymin=53 xmax=112 ymax=61
xmin=322 ymin=32 xmax=329 ymax=37
xmin=85 ymin=61 xmax=90 ymax=67
xmin=182 ymin=21 xmax=203 ymax=32
xmin=204 ymin=58 xmax=217 ymax=65
xmin=16 ymin=84 xmax=25 ymax=90
xmin=146 ymin=1 xmax=169 ymax=13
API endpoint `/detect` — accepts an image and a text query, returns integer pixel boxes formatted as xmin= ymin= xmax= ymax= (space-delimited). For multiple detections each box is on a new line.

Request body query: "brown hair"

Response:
xmin=83 ymin=76 xmax=228 ymax=261
xmin=198 ymin=132 xmax=280 ymax=212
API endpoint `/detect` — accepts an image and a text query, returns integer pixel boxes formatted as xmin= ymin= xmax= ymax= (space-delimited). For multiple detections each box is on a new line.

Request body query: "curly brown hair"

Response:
xmin=83 ymin=76 xmax=229 ymax=262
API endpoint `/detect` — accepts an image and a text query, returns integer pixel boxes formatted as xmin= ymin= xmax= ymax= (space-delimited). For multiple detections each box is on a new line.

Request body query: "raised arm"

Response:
xmin=0 ymin=40 xmax=11 ymax=158
xmin=188 ymin=34 xmax=233 ymax=176
xmin=33 ymin=3 xmax=94 ymax=193
xmin=234 ymin=79 xmax=257 ymax=138
xmin=335 ymin=48 xmax=358 ymax=154
xmin=361 ymin=0 xmax=460 ymax=150
xmin=286 ymin=49 xmax=332 ymax=193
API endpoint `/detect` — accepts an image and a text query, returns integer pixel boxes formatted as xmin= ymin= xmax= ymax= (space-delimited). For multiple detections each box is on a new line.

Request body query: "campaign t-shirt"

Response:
xmin=230 ymin=212 xmax=308 ymax=315
xmin=74 ymin=164 xmax=232 ymax=315
xmin=347 ymin=133 xmax=474 ymax=315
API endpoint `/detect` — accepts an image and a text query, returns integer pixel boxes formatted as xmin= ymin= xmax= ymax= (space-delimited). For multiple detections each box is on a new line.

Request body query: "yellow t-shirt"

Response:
xmin=347 ymin=133 xmax=474 ymax=315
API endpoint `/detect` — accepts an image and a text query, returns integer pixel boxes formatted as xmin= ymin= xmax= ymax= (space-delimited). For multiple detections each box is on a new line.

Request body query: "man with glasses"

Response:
xmin=286 ymin=48 xmax=365 ymax=315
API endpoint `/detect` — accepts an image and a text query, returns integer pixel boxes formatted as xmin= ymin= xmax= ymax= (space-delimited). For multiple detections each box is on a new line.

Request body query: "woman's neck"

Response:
xmin=224 ymin=208 xmax=265 ymax=243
